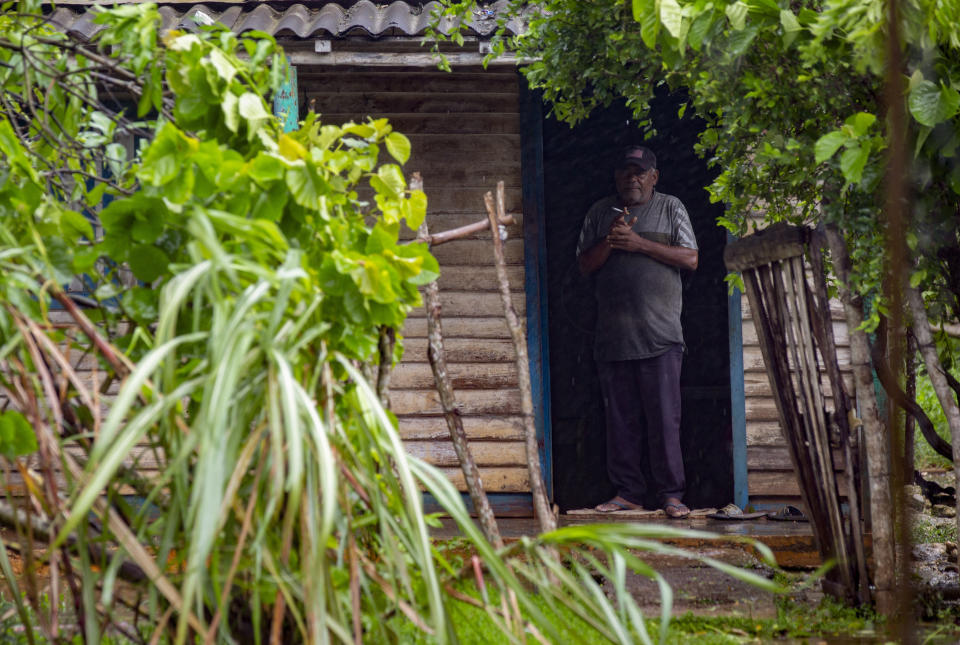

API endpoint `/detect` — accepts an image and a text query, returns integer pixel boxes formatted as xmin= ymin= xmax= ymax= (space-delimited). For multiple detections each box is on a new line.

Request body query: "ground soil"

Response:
xmin=601 ymin=547 xmax=786 ymax=618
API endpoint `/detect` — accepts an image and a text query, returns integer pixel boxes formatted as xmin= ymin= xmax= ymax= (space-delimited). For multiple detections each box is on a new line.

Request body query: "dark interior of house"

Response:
xmin=541 ymin=90 xmax=734 ymax=511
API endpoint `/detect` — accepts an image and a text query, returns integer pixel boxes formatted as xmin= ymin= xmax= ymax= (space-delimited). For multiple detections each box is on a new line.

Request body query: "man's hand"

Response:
xmin=607 ymin=214 xmax=641 ymax=252
xmin=605 ymin=214 xmax=699 ymax=271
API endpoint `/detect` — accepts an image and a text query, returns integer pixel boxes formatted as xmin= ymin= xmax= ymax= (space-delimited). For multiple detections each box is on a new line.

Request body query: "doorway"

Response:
xmin=542 ymin=92 xmax=733 ymax=511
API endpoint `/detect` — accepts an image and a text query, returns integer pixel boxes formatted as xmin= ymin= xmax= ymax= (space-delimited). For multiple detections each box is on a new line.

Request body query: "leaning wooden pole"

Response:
xmin=825 ymin=225 xmax=896 ymax=613
xmin=412 ymin=173 xmax=504 ymax=549
xmin=484 ymin=182 xmax=556 ymax=533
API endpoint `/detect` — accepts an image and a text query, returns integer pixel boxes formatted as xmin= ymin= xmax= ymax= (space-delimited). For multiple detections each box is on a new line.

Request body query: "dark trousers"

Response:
xmin=597 ymin=345 xmax=685 ymax=506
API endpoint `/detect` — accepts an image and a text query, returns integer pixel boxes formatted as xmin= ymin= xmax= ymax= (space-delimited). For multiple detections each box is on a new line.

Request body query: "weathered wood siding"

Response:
xmin=304 ymin=67 xmax=530 ymax=493
xmin=741 ymin=282 xmax=856 ymax=508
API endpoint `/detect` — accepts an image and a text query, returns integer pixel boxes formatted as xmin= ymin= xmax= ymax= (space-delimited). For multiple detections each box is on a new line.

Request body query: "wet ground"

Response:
xmin=432 ymin=499 xmax=960 ymax=623
xmin=434 ymin=514 xmax=815 ymax=616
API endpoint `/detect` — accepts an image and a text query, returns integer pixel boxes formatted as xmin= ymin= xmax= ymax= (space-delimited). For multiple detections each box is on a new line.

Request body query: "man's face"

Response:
xmin=615 ymin=164 xmax=658 ymax=206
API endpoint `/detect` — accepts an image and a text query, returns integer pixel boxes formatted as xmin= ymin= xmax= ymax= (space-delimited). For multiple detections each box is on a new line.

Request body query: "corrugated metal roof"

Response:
xmin=48 ymin=1 xmax=528 ymax=41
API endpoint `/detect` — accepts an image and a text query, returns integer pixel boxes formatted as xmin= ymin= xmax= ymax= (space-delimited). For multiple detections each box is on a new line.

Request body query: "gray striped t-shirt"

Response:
xmin=576 ymin=192 xmax=697 ymax=361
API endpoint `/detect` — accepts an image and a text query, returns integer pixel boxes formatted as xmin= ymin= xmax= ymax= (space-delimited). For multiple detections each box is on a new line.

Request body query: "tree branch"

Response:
xmin=868 ymin=324 xmax=953 ymax=460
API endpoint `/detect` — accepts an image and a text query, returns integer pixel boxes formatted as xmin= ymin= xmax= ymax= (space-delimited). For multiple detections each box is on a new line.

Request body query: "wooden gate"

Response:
xmin=725 ymin=223 xmax=870 ymax=603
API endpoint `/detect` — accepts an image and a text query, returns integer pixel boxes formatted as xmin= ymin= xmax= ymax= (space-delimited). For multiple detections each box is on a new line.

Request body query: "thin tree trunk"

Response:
xmin=412 ymin=173 xmax=504 ymax=549
xmin=376 ymin=326 xmax=395 ymax=409
xmin=905 ymin=283 xmax=960 ymax=538
xmin=882 ymin=0 xmax=916 ymax=635
xmin=825 ymin=225 xmax=896 ymax=613
xmin=484 ymin=183 xmax=556 ymax=533
xmin=904 ymin=334 xmax=916 ymax=478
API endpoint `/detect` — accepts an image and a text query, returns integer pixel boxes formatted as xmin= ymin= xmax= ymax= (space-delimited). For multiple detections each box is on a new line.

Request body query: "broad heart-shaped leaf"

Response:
xmin=725 ymin=1 xmax=749 ymax=30
xmin=687 ymin=10 xmax=716 ymax=51
xmin=131 ymin=212 xmax=164 ymax=244
xmin=0 ymin=410 xmax=37 ymax=459
xmin=365 ymin=222 xmax=399 ymax=254
xmin=398 ymin=242 xmax=439 ymax=286
xmin=207 ymin=48 xmax=237 ymax=83
xmin=278 ymin=134 xmax=308 ymax=161
xmin=61 ymin=209 xmax=95 ymax=242
xmin=120 ymin=286 xmax=158 ymax=326
xmin=248 ymin=152 xmax=286 ymax=183
xmin=249 ymin=179 xmax=289 ymax=221
xmin=814 ymin=130 xmax=847 ymax=163
xmin=354 ymin=256 xmax=398 ymax=304
xmin=839 ymin=144 xmax=870 ymax=184
xmin=779 ymin=9 xmax=801 ymax=46
xmin=659 ymin=0 xmax=685 ymax=39
xmin=139 ymin=123 xmax=197 ymax=186
xmin=385 ymin=132 xmax=411 ymax=164
xmin=72 ymin=246 xmax=100 ymax=273
xmin=286 ymin=165 xmax=330 ymax=210
xmin=726 ymin=25 xmax=758 ymax=57
xmin=0 ymin=119 xmax=39 ymax=182
xmin=128 ymin=243 xmax=170 ymax=283
xmin=746 ymin=0 xmax=780 ymax=18
xmin=238 ymin=92 xmax=272 ymax=137
xmin=375 ymin=164 xmax=406 ymax=198
xmin=221 ymin=91 xmax=239 ymax=134
xmin=845 ymin=111 xmax=877 ymax=136
xmin=404 ymin=189 xmax=428 ymax=230
xmin=632 ymin=0 xmax=659 ymax=48
xmin=908 ymin=78 xmax=960 ymax=127
xmin=44 ymin=236 xmax=75 ymax=285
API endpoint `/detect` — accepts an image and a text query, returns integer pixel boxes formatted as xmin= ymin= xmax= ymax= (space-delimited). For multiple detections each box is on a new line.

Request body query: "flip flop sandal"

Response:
xmin=594 ymin=498 xmax=643 ymax=513
xmin=766 ymin=505 xmax=809 ymax=522
xmin=706 ymin=503 xmax=767 ymax=520
xmin=663 ymin=502 xmax=691 ymax=519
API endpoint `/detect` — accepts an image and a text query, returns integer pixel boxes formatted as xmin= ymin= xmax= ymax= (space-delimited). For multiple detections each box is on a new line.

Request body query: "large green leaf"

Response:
xmin=128 ymin=243 xmax=170 ymax=283
xmin=726 ymin=25 xmax=758 ymax=57
xmin=660 ymin=0 xmax=685 ymax=39
xmin=908 ymin=77 xmax=960 ymax=127
xmin=385 ymin=132 xmax=411 ymax=164
xmin=846 ymin=111 xmax=876 ymax=136
xmin=634 ymin=0 xmax=660 ymax=48
xmin=375 ymin=164 xmax=405 ymax=198
xmin=0 ymin=410 xmax=37 ymax=459
xmin=249 ymin=153 xmax=286 ymax=184
xmin=285 ymin=165 xmax=329 ymax=210
xmin=839 ymin=144 xmax=870 ymax=183
xmin=725 ymin=1 xmax=749 ymax=30
xmin=779 ymin=9 xmax=801 ymax=46
xmin=61 ymin=209 xmax=95 ymax=242
xmin=814 ymin=130 xmax=847 ymax=163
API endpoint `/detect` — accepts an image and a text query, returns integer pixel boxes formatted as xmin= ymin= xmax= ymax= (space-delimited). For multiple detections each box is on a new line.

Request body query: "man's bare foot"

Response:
xmin=594 ymin=496 xmax=644 ymax=513
xmin=663 ymin=497 xmax=690 ymax=519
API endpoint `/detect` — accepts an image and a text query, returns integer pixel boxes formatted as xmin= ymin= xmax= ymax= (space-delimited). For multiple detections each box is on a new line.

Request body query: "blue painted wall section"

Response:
xmin=519 ymin=80 xmax=554 ymax=501
xmin=728 ymin=233 xmax=749 ymax=509
xmin=273 ymin=59 xmax=298 ymax=133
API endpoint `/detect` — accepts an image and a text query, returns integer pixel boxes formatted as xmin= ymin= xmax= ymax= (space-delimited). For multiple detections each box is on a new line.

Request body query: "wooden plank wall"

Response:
xmin=741 ymin=280 xmax=856 ymax=509
xmin=302 ymin=66 xmax=531 ymax=494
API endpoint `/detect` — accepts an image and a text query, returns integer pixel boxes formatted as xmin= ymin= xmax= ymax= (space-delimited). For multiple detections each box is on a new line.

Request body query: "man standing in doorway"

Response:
xmin=576 ymin=146 xmax=698 ymax=518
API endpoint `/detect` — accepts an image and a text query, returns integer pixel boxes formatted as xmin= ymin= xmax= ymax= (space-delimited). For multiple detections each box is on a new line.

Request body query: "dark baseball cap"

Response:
xmin=617 ymin=146 xmax=656 ymax=171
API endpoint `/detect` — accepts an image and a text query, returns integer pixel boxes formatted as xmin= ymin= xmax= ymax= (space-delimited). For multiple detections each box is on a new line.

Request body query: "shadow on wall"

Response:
xmin=542 ymin=89 xmax=733 ymax=511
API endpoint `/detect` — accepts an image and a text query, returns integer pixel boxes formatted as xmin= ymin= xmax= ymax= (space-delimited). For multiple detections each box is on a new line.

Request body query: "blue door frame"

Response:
xmin=519 ymin=80 xmax=553 ymax=505
xmin=728 ymin=251 xmax=749 ymax=509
